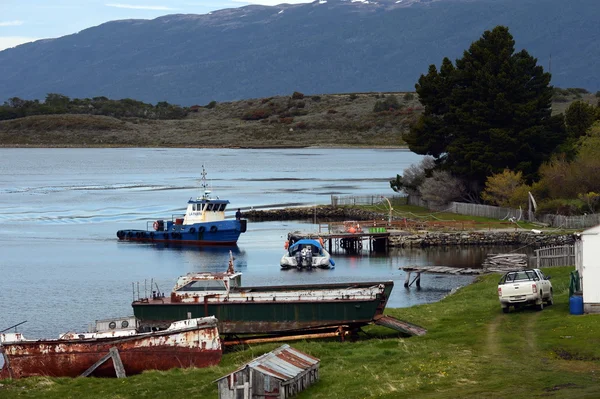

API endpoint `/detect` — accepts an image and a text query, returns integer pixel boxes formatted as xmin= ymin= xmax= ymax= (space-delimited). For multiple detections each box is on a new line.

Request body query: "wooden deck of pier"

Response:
xmin=400 ymin=253 xmax=529 ymax=288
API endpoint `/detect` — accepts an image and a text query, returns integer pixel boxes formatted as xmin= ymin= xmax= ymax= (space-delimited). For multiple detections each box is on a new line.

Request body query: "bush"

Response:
xmin=295 ymin=101 xmax=305 ymax=109
xmin=536 ymin=199 xmax=586 ymax=216
xmin=241 ymin=108 xmax=272 ymax=120
xmin=291 ymin=91 xmax=305 ymax=100
xmin=349 ymin=93 xmax=358 ymax=101
xmin=279 ymin=117 xmax=294 ymax=124
xmin=205 ymin=101 xmax=217 ymax=109
xmin=373 ymin=95 xmax=400 ymax=112
xmin=295 ymin=121 xmax=308 ymax=129
xmin=311 ymin=96 xmax=321 ymax=102
xmin=327 ymin=109 xmax=338 ymax=114
xmin=403 ymin=93 xmax=414 ymax=101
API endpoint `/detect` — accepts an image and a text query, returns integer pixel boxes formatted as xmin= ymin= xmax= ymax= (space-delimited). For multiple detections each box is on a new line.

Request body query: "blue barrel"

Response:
xmin=569 ymin=292 xmax=584 ymax=315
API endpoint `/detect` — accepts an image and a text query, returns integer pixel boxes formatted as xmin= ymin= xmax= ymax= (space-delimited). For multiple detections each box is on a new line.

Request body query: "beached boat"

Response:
xmin=132 ymin=252 xmax=396 ymax=336
xmin=116 ymin=166 xmax=247 ymax=246
xmin=280 ymin=238 xmax=335 ymax=269
xmin=0 ymin=316 xmax=221 ymax=379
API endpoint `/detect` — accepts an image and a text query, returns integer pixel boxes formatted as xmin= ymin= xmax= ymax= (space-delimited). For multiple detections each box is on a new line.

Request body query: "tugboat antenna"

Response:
xmin=200 ymin=165 xmax=210 ymax=199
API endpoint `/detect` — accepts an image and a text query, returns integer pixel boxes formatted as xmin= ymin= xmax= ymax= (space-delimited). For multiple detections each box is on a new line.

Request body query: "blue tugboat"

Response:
xmin=116 ymin=167 xmax=247 ymax=245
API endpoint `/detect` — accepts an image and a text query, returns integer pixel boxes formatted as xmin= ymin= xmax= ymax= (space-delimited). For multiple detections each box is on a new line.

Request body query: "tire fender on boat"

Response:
xmin=210 ymin=225 xmax=218 ymax=233
xmin=199 ymin=226 xmax=205 ymax=233
xmin=153 ymin=221 xmax=159 ymax=231
xmin=189 ymin=227 xmax=196 ymax=233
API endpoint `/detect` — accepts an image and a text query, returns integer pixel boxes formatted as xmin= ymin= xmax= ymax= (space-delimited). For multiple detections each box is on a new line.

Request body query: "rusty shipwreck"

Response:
xmin=0 ymin=316 xmax=221 ymax=379
xmin=132 ymin=252 xmax=425 ymax=338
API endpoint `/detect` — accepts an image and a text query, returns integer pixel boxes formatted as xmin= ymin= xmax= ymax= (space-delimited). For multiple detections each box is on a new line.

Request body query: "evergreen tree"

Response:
xmin=404 ymin=26 xmax=566 ymax=190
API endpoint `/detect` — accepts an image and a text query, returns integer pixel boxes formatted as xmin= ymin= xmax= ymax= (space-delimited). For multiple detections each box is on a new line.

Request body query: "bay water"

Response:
xmin=0 ymin=148 xmax=500 ymax=339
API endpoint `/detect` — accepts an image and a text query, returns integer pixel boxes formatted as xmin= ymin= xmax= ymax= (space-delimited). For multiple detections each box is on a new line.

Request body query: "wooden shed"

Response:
xmin=215 ymin=344 xmax=320 ymax=399
xmin=575 ymin=225 xmax=600 ymax=313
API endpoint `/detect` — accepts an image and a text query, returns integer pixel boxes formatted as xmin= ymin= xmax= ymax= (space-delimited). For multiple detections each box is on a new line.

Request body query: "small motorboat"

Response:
xmin=0 ymin=316 xmax=221 ymax=379
xmin=280 ymin=238 xmax=335 ymax=269
xmin=116 ymin=166 xmax=247 ymax=246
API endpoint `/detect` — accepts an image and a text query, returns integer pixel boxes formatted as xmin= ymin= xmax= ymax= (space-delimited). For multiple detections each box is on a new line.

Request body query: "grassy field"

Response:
xmin=2 ymin=266 xmax=598 ymax=398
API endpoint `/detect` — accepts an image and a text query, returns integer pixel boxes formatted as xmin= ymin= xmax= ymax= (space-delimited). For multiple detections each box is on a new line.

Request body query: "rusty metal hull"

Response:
xmin=0 ymin=320 xmax=221 ymax=379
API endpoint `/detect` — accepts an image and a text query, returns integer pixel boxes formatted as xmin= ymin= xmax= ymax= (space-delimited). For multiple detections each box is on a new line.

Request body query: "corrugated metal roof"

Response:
xmin=215 ymin=344 xmax=319 ymax=382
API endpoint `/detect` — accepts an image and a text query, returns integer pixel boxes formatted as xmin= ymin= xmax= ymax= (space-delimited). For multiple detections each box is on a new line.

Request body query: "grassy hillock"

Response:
xmin=1 ymin=266 xmax=598 ymax=398
xmin=0 ymin=90 xmax=596 ymax=148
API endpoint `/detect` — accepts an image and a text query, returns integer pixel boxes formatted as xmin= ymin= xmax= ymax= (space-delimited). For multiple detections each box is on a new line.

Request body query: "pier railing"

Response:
xmin=533 ymin=245 xmax=575 ymax=268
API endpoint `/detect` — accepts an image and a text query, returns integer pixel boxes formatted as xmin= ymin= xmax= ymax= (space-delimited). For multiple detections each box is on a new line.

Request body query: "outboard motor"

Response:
xmin=305 ymin=250 xmax=313 ymax=268
xmin=295 ymin=250 xmax=303 ymax=269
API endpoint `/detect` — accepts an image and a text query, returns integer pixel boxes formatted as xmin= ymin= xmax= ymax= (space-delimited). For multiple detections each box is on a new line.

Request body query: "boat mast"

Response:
xmin=199 ymin=165 xmax=210 ymax=200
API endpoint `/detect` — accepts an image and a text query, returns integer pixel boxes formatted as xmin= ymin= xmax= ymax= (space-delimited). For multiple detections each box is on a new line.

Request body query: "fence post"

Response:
xmin=535 ymin=249 xmax=540 ymax=268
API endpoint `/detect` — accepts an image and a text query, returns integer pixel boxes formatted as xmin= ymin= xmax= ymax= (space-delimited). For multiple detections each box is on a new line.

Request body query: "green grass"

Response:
xmin=2 ymin=266 xmax=598 ymax=398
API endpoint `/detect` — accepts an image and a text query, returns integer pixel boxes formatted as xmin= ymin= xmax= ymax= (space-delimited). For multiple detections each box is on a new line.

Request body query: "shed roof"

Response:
xmin=215 ymin=344 xmax=319 ymax=383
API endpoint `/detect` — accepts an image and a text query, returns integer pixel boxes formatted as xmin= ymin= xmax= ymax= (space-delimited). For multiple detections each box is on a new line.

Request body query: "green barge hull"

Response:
xmin=133 ymin=281 xmax=394 ymax=335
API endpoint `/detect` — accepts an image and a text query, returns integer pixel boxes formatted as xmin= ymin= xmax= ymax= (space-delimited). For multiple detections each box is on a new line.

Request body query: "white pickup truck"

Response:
xmin=497 ymin=269 xmax=553 ymax=313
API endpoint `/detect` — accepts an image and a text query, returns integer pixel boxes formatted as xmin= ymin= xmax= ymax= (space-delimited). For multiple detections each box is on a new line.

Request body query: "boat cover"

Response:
xmin=289 ymin=239 xmax=323 ymax=250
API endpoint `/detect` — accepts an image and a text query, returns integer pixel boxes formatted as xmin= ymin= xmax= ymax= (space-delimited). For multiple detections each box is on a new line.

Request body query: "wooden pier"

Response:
xmin=401 ymin=253 xmax=530 ymax=288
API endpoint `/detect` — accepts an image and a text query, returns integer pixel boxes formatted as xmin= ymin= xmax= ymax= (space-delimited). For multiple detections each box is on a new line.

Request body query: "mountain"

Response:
xmin=0 ymin=0 xmax=598 ymax=105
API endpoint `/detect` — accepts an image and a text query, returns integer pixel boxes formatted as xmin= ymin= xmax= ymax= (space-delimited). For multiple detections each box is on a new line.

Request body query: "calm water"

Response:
xmin=0 ymin=148 xmax=517 ymax=339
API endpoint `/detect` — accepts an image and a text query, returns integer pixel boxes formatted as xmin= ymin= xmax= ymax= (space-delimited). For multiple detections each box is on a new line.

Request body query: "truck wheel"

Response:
xmin=502 ymin=306 xmax=509 ymax=314
xmin=537 ymin=301 xmax=544 ymax=311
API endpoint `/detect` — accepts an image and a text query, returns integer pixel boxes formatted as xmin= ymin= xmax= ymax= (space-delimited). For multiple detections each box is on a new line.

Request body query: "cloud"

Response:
xmin=231 ymin=0 xmax=311 ymax=4
xmin=0 ymin=36 xmax=39 ymax=51
xmin=105 ymin=3 xmax=176 ymax=10
xmin=0 ymin=21 xmax=24 ymax=27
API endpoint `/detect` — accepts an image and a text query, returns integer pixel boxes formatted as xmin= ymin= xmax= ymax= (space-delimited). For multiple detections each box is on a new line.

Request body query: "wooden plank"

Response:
xmin=80 ymin=347 xmax=126 ymax=378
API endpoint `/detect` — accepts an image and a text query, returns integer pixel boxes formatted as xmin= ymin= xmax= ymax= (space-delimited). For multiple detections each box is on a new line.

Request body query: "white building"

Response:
xmin=575 ymin=225 xmax=600 ymax=313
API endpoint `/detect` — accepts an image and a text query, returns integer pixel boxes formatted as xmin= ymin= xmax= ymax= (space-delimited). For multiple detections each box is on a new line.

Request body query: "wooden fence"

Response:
xmin=330 ymin=194 xmax=407 ymax=207
xmin=537 ymin=214 xmax=600 ymax=229
xmin=448 ymin=202 xmax=524 ymax=220
xmin=533 ymin=245 xmax=575 ymax=268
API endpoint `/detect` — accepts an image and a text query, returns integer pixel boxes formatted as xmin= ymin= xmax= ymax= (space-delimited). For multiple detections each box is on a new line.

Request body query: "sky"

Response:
xmin=0 ymin=0 xmax=313 ymax=51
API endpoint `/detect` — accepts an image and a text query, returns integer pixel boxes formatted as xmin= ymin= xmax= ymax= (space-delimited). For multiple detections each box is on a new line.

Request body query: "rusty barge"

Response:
xmin=0 ymin=316 xmax=221 ymax=379
xmin=132 ymin=252 xmax=423 ymax=337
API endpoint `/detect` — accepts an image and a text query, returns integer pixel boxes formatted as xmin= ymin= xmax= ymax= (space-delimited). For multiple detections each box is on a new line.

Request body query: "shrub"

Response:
xmin=296 ymin=101 xmax=305 ymax=109
xmin=349 ymin=93 xmax=358 ymax=101
xmin=311 ymin=96 xmax=321 ymax=102
xmin=536 ymin=198 xmax=585 ymax=216
xmin=241 ymin=108 xmax=272 ymax=120
xmin=403 ymin=93 xmax=414 ymax=101
xmin=373 ymin=95 xmax=400 ymax=112
xmin=279 ymin=117 xmax=294 ymax=124
xmin=205 ymin=101 xmax=217 ymax=109
xmin=295 ymin=121 xmax=308 ymax=129
xmin=327 ymin=109 xmax=338 ymax=114
xmin=291 ymin=91 xmax=305 ymax=100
